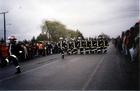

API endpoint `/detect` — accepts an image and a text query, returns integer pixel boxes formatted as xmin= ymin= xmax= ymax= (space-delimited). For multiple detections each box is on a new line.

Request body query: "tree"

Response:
xmin=31 ymin=36 xmax=36 ymax=43
xmin=100 ymin=32 xmax=111 ymax=41
xmin=36 ymin=33 xmax=48 ymax=42
xmin=22 ymin=39 xmax=28 ymax=44
xmin=76 ymin=29 xmax=84 ymax=40
xmin=41 ymin=20 xmax=67 ymax=42
xmin=40 ymin=19 xmax=85 ymax=42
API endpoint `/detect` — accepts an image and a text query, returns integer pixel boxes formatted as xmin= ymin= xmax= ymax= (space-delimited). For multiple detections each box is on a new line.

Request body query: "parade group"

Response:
xmin=58 ymin=36 xmax=109 ymax=59
xmin=0 ymin=35 xmax=109 ymax=74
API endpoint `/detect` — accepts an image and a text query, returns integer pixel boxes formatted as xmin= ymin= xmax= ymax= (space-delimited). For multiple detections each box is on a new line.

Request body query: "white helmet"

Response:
xmin=78 ymin=37 xmax=81 ymax=39
xmin=85 ymin=37 xmax=88 ymax=39
xmin=59 ymin=37 xmax=63 ymax=40
xmin=8 ymin=35 xmax=17 ymax=40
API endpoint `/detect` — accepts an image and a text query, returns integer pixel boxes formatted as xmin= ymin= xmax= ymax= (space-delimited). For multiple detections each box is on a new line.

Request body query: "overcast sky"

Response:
xmin=0 ymin=0 xmax=139 ymax=41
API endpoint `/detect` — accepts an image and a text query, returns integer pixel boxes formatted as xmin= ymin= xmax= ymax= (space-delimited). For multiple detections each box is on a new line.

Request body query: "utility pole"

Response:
xmin=0 ymin=11 xmax=9 ymax=46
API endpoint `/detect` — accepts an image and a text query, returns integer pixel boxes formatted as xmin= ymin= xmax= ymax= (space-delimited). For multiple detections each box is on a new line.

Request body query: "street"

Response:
xmin=0 ymin=42 xmax=139 ymax=90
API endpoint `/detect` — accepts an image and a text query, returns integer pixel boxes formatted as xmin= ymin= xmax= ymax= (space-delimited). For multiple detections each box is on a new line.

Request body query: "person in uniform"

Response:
xmin=72 ymin=38 xmax=78 ymax=54
xmin=64 ymin=38 xmax=67 ymax=52
xmin=84 ymin=37 xmax=90 ymax=54
xmin=5 ymin=36 xmax=21 ymax=74
xmin=77 ymin=37 xmax=84 ymax=54
xmin=69 ymin=38 xmax=73 ymax=54
xmin=58 ymin=37 xmax=65 ymax=59
xmin=89 ymin=37 xmax=95 ymax=54
xmin=66 ymin=40 xmax=71 ymax=55
xmin=103 ymin=37 xmax=109 ymax=53
xmin=97 ymin=37 xmax=103 ymax=53
xmin=93 ymin=37 xmax=97 ymax=53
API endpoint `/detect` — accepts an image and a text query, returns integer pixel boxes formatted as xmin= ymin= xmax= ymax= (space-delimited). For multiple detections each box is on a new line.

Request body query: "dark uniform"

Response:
xmin=58 ymin=37 xmax=65 ymax=59
xmin=97 ymin=37 xmax=103 ymax=53
xmin=103 ymin=38 xmax=109 ymax=53
xmin=77 ymin=37 xmax=84 ymax=54
xmin=89 ymin=38 xmax=97 ymax=54
xmin=64 ymin=40 xmax=67 ymax=52
xmin=84 ymin=38 xmax=90 ymax=54
xmin=69 ymin=39 xmax=73 ymax=54
xmin=66 ymin=41 xmax=71 ymax=55
xmin=5 ymin=36 xmax=21 ymax=74
xmin=72 ymin=39 xmax=78 ymax=54
xmin=93 ymin=38 xmax=97 ymax=53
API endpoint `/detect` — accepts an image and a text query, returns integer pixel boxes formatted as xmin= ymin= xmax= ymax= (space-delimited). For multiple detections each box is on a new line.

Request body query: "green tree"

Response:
xmin=100 ymin=33 xmax=111 ymax=41
xmin=76 ymin=29 xmax=84 ymax=40
xmin=36 ymin=33 xmax=48 ymax=42
xmin=40 ymin=20 xmax=85 ymax=42
xmin=31 ymin=36 xmax=36 ymax=43
xmin=22 ymin=39 xmax=28 ymax=44
xmin=41 ymin=20 xmax=67 ymax=42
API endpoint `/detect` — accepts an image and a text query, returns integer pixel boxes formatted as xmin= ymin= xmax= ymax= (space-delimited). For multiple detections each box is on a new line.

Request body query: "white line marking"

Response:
xmin=82 ymin=55 xmax=105 ymax=90
xmin=0 ymin=60 xmax=60 ymax=82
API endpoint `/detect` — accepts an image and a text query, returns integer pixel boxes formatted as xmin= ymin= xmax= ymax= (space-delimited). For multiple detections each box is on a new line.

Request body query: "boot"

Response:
xmin=15 ymin=67 xmax=21 ymax=74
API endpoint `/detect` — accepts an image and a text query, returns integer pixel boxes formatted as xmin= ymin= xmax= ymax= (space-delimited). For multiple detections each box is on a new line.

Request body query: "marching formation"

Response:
xmin=58 ymin=36 xmax=109 ymax=59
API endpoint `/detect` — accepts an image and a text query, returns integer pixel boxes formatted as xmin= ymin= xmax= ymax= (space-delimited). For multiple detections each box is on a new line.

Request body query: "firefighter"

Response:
xmin=58 ymin=37 xmax=65 ymax=59
xmin=72 ymin=38 xmax=78 ymax=54
xmin=97 ymin=37 xmax=103 ymax=53
xmin=66 ymin=40 xmax=71 ymax=55
xmin=103 ymin=37 xmax=109 ymax=53
xmin=84 ymin=37 xmax=90 ymax=54
xmin=77 ymin=37 xmax=84 ymax=54
xmin=93 ymin=37 xmax=97 ymax=53
xmin=64 ymin=38 xmax=67 ymax=52
xmin=89 ymin=37 xmax=95 ymax=54
xmin=69 ymin=38 xmax=73 ymax=54
xmin=5 ymin=36 xmax=21 ymax=74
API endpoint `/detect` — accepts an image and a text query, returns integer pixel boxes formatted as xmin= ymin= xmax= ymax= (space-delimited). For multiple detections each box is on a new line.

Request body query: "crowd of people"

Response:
xmin=0 ymin=41 xmax=59 ymax=62
xmin=113 ymin=20 xmax=139 ymax=63
xmin=0 ymin=36 xmax=109 ymax=66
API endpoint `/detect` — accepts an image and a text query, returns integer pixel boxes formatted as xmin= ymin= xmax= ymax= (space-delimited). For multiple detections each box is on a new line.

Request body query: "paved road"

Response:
xmin=0 ymin=42 xmax=139 ymax=90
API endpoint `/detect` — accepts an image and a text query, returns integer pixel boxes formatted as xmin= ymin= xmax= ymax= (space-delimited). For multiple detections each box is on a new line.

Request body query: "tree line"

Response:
xmin=0 ymin=19 xmax=111 ymax=44
xmin=36 ymin=20 xmax=84 ymax=42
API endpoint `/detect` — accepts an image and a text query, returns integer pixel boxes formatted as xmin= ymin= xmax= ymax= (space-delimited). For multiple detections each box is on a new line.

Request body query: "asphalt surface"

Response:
xmin=0 ymin=42 xmax=139 ymax=90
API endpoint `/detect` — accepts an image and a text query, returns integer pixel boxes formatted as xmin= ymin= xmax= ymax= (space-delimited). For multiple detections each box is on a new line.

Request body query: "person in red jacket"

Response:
xmin=1 ymin=43 xmax=8 ymax=67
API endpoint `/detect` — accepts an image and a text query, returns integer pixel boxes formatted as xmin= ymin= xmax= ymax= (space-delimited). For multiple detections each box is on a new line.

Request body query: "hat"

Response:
xmin=78 ymin=37 xmax=81 ymax=39
xmin=8 ymin=35 xmax=17 ymax=40
xmin=59 ymin=37 xmax=63 ymax=40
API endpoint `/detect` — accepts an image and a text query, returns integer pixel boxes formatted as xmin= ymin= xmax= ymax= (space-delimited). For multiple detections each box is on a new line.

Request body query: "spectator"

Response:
xmin=35 ymin=43 xmax=39 ymax=57
xmin=42 ymin=41 xmax=46 ymax=56
xmin=54 ymin=43 xmax=58 ymax=53
xmin=17 ymin=41 xmax=24 ymax=62
xmin=38 ymin=43 xmax=42 ymax=56
xmin=49 ymin=42 xmax=53 ymax=55
xmin=26 ymin=42 xmax=32 ymax=60
xmin=45 ymin=41 xmax=49 ymax=55
xmin=31 ymin=43 xmax=36 ymax=59
xmin=22 ymin=43 xmax=28 ymax=60
xmin=1 ymin=43 xmax=8 ymax=67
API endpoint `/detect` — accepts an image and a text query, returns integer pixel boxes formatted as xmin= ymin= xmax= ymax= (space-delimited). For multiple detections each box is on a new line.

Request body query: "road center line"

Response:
xmin=0 ymin=59 xmax=60 ymax=82
xmin=82 ymin=55 xmax=105 ymax=90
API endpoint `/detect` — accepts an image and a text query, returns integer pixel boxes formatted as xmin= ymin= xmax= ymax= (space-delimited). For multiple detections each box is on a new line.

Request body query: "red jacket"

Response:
xmin=126 ymin=36 xmax=129 ymax=45
xmin=1 ymin=43 xmax=8 ymax=57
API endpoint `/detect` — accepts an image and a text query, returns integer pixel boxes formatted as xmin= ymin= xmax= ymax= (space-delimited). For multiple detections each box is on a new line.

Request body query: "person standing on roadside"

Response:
xmin=1 ymin=43 xmax=8 ymax=68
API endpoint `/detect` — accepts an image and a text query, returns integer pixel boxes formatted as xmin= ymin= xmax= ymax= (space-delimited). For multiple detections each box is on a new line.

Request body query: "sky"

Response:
xmin=0 ymin=0 xmax=139 ymax=42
